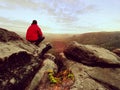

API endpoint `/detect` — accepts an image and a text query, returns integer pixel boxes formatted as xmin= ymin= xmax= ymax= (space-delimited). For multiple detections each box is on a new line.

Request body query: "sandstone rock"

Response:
xmin=87 ymin=67 xmax=120 ymax=90
xmin=0 ymin=50 xmax=42 ymax=90
xmin=28 ymin=53 xmax=57 ymax=90
xmin=0 ymin=42 xmax=32 ymax=61
xmin=58 ymin=53 xmax=109 ymax=90
xmin=0 ymin=28 xmax=52 ymax=90
xmin=2 ymin=28 xmax=120 ymax=90
xmin=64 ymin=41 xmax=120 ymax=67
xmin=0 ymin=43 xmax=52 ymax=90
xmin=63 ymin=41 xmax=120 ymax=89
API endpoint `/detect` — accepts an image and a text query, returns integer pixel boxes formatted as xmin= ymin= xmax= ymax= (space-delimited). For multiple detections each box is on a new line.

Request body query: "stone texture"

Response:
xmin=0 ymin=28 xmax=52 ymax=90
xmin=59 ymin=53 xmax=109 ymax=90
xmin=63 ymin=41 xmax=120 ymax=90
xmin=87 ymin=67 xmax=120 ymax=90
xmin=64 ymin=41 xmax=120 ymax=67
xmin=1 ymin=28 xmax=120 ymax=90
xmin=28 ymin=53 xmax=57 ymax=90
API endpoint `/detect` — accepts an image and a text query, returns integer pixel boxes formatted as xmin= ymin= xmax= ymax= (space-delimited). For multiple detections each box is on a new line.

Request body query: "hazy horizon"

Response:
xmin=0 ymin=0 xmax=120 ymax=34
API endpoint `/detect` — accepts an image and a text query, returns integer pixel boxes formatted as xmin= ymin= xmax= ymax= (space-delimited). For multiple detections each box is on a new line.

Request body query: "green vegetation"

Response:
xmin=48 ymin=72 xmax=58 ymax=84
xmin=48 ymin=69 xmax=74 ymax=85
xmin=68 ymin=73 xmax=74 ymax=79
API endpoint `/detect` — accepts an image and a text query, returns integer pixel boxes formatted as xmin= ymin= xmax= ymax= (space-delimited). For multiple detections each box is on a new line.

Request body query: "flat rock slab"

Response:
xmin=87 ymin=67 xmax=120 ymax=90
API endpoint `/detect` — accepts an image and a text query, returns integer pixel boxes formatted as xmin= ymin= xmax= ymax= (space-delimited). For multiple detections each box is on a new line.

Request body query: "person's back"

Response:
xmin=26 ymin=24 xmax=42 ymax=41
xmin=26 ymin=20 xmax=44 ymax=46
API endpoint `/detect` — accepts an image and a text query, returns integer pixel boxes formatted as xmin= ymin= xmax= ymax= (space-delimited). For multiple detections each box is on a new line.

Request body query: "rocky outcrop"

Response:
xmin=0 ymin=28 xmax=52 ymax=90
xmin=1 ymin=28 xmax=120 ymax=90
xmin=27 ymin=53 xmax=57 ymax=90
xmin=0 ymin=42 xmax=31 ymax=61
xmin=64 ymin=41 xmax=120 ymax=67
xmin=63 ymin=41 xmax=120 ymax=90
xmin=59 ymin=53 xmax=109 ymax=90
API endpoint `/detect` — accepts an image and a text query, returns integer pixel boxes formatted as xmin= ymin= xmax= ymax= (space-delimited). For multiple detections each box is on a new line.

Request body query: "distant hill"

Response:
xmin=34 ymin=32 xmax=120 ymax=52
xmin=69 ymin=32 xmax=120 ymax=50
xmin=2 ymin=27 xmax=120 ymax=51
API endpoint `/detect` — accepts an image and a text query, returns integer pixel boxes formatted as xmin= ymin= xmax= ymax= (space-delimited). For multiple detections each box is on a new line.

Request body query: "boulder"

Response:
xmin=0 ymin=28 xmax=52 ymax=90
xmin=64 ymin=41 xmax=120 ymax=67
xmin=63 ymin=41 xmax=120 ymax=90
xmin=0 ymin=41 xmax=42 ymax=90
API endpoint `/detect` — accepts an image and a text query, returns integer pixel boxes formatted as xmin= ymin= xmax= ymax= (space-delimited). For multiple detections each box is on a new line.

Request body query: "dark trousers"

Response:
xmin=29 ymin=36 xmax=45 ymax=46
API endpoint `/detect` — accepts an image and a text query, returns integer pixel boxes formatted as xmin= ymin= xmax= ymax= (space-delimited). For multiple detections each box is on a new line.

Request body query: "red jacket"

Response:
xmin=26 ymin=24 xmax=43 ymax=41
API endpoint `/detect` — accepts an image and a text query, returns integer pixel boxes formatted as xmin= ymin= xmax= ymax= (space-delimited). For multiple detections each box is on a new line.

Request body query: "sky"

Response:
xmin=0 ymin=0 xmax=120 ymax=34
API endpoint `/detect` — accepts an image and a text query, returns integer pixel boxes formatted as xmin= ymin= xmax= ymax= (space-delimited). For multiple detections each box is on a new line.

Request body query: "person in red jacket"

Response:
xmin=26 ymin=20 xmax=45 ymax=46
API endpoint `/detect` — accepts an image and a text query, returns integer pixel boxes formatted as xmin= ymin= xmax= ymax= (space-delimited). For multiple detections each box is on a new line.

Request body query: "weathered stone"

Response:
xmin=0 ymin=42 xmax=32 ymax=61
xmin=64 ymin=41 xmax=120 ymax=67
xmin=0 ymin=42 xmax=53 ymax=90
xmin=0 ymin=28 xmax=52 ymax=90
xmin=87 ymin=67 xmax=120 ymax=90
xmin=59 ymin=53 xmax=109 ymax=90
xmin=0 ymin=52 xmax=41 ymax=90
xmin=27 ymin=53 xmax=57 ymax=90
xmin=1 ymin=28 xmax=120 ymax=90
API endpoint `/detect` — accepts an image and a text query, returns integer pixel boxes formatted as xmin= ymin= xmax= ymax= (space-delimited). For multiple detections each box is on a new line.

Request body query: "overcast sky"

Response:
xmin=0 ymin=0 xmax=120 ymax=34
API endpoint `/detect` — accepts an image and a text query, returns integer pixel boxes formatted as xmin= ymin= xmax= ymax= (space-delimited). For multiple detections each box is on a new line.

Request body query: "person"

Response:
xmin=26 ymin=20 xmax=45 ymax=46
